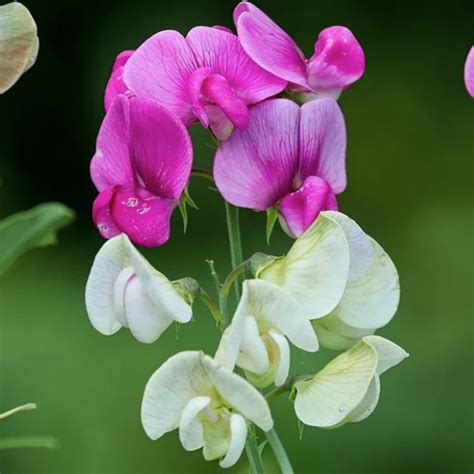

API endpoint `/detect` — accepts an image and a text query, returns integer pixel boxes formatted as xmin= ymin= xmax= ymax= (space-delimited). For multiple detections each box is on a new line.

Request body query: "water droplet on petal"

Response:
xmin=126 ymin=197 xmax=138 ymax=207
xmin=137 ymin=205 xmax=151 ymax=215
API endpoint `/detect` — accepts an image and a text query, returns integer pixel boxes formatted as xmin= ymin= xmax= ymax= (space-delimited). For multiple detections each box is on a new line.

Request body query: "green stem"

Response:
xmin=245 ymin=428 xmax=265 ymax=474
xmin=265 ymin=428 xmax=294 ymax=474
xmin=198 ymin=290 xmax=224 ymax=326
xmin=0 ymin=403 xmax=36 ymax=420
xmin=225 ymin=203 xmax=244 ymax=302
xmin=0 ymin=435 xmax=59 ymax=450
xmin=206 ymin=259 xmax=228 ymax=326
xmin=221 ymin=260 xmax=249 ymax=297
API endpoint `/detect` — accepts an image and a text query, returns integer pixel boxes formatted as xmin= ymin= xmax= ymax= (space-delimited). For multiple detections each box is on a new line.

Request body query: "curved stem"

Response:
xmin=245 ymin=426 xmax=265 ymax=474
xmin=225 ymin=203 xmax=244 ymax=302
xmin=198 ymin=290 xmax=224 ymax=326
xmin=205 ymin=259 xmax=228 ymax=325
xmin=0 ymin=403 xmax=36 ymax=420
xmin=221 ymin=260 xmax=248 ymax=297
xmin=265 ymin=428 xmax=294 ymax=474
xmin=191 ymin=168 xmax=214 ymax=182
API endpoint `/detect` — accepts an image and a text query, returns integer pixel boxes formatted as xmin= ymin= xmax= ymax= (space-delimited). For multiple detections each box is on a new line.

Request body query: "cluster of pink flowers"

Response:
xmin=90 ymin=1 xmax=365 ymax=247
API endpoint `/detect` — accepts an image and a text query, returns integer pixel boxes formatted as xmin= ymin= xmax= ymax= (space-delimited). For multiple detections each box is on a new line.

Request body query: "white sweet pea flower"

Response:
xmin=254 ymin=212 xmax=350 ymax=318
xmin=85 ymin=234 xmax=192 ymax=343
xmin=294 ymin=335 xmax=408 ymax=428
xmin=313 ymin=211 xmax=400 ymax=349
xmin=0 ymin=2 xmax=39 ymax=94
xmin=216 ymin=279 xmax=318 ymax=388
xmin=141 ymin=351 xmax=273 ymax=469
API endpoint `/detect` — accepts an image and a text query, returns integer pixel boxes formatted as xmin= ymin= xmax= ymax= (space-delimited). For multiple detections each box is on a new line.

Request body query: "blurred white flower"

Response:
xmin=216 ymin=279 xmax=318 ymax=388
xmin=85 ymin=233 xmax=192 ymax=343
xmin=141 ymin=351 xmax=273 ymax=468
xmin=294 ymin=335 xmax=408 ymax=428
xmin=0 ymin=2 xmax=39 ymax=93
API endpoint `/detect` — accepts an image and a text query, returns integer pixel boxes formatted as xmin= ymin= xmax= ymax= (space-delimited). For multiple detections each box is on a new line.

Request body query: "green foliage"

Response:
xmin=0 ymin=202 xmax=74 ymax=276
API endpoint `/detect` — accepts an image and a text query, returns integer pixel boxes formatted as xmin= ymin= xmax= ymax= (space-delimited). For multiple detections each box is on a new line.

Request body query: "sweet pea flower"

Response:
xmin=90 ymin=95 xmax=193 ymax=247
xmin=252 ymin=212 xmax=350 ymax=318
xmin=214 ymin=98 xmax=346 ymax=238
xmin=216 ymin=279 xmax=318 ymax=388
xmin=141 ymin=351 xmax=273 ymax=468
xmin=104 ymin=50 xmax=134 ymax=111
xmin=464 ymin=47 xmax=474 ymax=98
xmin=85 ymin=233 xmax=193 ymax=343
xmin=234 ymin=2 xmax=365 ymax=100
xmin=313 ymin=211 xmax=400 ymax=350
xmin=294 ymin=336 xmax=408 ymax=428
xmin=0 ymin=2 xmax=39 ymax=94
xmin=123 ymin=26 xmax=286 ymax=140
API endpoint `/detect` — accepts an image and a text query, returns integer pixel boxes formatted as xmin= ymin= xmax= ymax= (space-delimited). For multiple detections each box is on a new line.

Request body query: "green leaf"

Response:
xmin=0 ymin=202 xmax=74 ymax=277
xmin=266 ymin=207 xmax=278 ymax=244
xmin=178 ymin=199 xmax=188 ymax=233
xmin=258 ymin=440 xmax=268 ymax=458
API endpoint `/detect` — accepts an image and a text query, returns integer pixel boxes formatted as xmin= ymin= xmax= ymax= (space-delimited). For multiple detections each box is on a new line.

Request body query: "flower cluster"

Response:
xmin=85 ymin=2 xmax=408 ymax=470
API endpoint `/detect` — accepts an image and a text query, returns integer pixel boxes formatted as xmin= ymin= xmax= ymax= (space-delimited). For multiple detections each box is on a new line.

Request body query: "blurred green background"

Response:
xmin=0 ymin=0 xmax=473 ymax=472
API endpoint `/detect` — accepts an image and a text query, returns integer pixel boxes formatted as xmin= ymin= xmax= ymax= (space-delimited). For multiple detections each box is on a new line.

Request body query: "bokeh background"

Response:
xmin=1 ymin=0 xmax=473 ymax=472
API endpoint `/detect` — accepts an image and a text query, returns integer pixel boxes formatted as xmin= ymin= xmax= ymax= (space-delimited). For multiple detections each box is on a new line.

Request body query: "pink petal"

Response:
xmin=279 ymin=176 xmax=338 ymax=238
xmin=464 ymin=47 xmax=474 ymax=98
xmin=92 ymin=187 xmax=122 ymax=239
xmin=110 ymin=188 xmax=176 ymax=248
xmin=187 ymin=67 xmax=213 ymax=127
xmin=90 ymin=95 xmax=134 ymax=192
xmin=104 ymin=50 xmax=134 ymax=111
xmin=214 ymin=99 xmax=299 ymax=210
xmin=186 ymin=25 xmax=286 ymax=104
xmin=201 ymin=74 xmax=249 ymax=130
xmin=298 ymin=98 xmax=347 ymax=194
xmin=123 ymin=30 xmax=198 ymax=126
xmin=306 ymin=26 xmax=365 ymax=93
xmin=207 ymin=105 xmax=235 ymax=141
xmin=128 ymin=97 xmax=193 ymax=200
xmin=234 ymin=2 xmax=307 ymax=88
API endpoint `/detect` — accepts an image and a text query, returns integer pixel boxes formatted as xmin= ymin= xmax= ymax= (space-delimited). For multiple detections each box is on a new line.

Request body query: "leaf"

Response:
xmin=178 ymin=199 xmax=188 ymax=233
xmin=257 ymin=440 xmax=268 ymax=458
xmin=0 ymin=202 xmax=74 ymax=276
xmin=266 ymin=207 xmax=278 ymax=244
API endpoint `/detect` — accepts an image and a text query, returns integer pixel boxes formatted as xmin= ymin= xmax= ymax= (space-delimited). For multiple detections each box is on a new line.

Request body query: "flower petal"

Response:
xmin=179 ymin=396 xmax=210 ymax=451
xmin=214 ymin=99 xmax=299 ymax=210
xmin=258 ymin=212 xmax=350 ymax=318
xmin=123 ymin=30 xmax=198 ymax=125
xmin=464 ymin=47 xmax=474 ymax=98
xmin=294 ymin=338 xmax=377 ymax=428
xmin=279 ymin=176 xmax=338 ymax=238
xmin=219 ymin=414 xmax=248 ymax=469
xmin=128 ymin=97 xmax=193 ymax=200
xmin=92 ymin=187 xmax=123 ymax=240
xmin=104 ymin=50 xmax=134 ymax=111
xmin=298 ymin=99 xmax=347 ymax=194
xmin=0 ymin=2 xmax=38 ymax=94
xmin=90 ymin=96 xmax=133 ymax=191
xmin=110 ymin=188 xmax=176 ymax=248
xmin=268 ymin=330 xmax=290 ymax=387
xmin=141 ymin=351 xmax=213 ymax=440
xmin=306 ymin=26 xmax=365 ymax=93
xmin=202 ymin=356 xmax=273 ymax=432
xmin=123 ymin=276 xmax=174 ymax=343
xmin=330 ymin=236 xmax=400 ymax=330
xmin=364 ymin=335 xmax=409 ymax=375
xmin=186 ymin=26 xmax=286 ymax=104
xmin=346 ymin=375 xmax=380 ymax=423
xmin=234 ymin=2 xmax=307 ymax=87
xmin=237 ymin=316 xmax=270 ymax=374
xmin=85 ymin=234 xmax=130 ymax=335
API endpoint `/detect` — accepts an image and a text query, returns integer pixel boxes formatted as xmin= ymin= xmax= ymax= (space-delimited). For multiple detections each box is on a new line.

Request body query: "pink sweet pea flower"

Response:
xmin=214 ymin=98 xmax=346 ymax=238
xmin=234 ymin=2 xmax=365 ymax=100
xmin=104 ymin=50 xmax=134 ymax=111
xmin=90 ymin=95 xmax=193 ymax=247
xmin=465 ymin=47 xmax=474 ymax=98
xmin=123 ymin=26 xmax=286 ymax=140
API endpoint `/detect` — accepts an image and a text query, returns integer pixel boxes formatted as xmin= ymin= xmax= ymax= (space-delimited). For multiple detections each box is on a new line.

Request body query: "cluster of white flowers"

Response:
xmin=85 ymin=210 xmax=408 ymax=469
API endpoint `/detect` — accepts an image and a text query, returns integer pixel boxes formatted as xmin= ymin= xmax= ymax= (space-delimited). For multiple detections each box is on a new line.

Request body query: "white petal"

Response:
xmin=324 ymin=211 xmax=375 ymax=283
xmin=113 ymin=266 xmax=135 ymax=327
xmin=364 ymin=335 xmax=409 ymax=375
xmin=178 ymin=396 xmax=210 ymax=451
xmin=294 ymin=339 xmax=377 ymax=428
xmin=259 ymin=213 xmax=350 ymax=318
xmin=124 ymin=276 xmax=174 ymax=343
xmin=214 ymin=326 xmax=241 ymax=372
xmin=123 ymin=236 xmax=192 ymax=324
xmin=268 ymin=330 xmax=290 ymax=387
xmin=237 ymin=317 xmax=269 ymax=374
xmin=347 ymin=375 xmax=381 ymax=423
xmin=332 ymin=237 xmax=400 ymax=329
xmin=141 ymin=351 xmax=212 ymax=440
xmin=202 ymin=356 xmax=273 ymax=432
xmin=241 ymin=280 xmax=319 ymax=352
xmin=0 ymin=2 xmax=38 ymax=94
xmin=85 ymin=235 xmax=129 ymax=335
xmin=219 ymin=414 xmax=248 ymax=469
